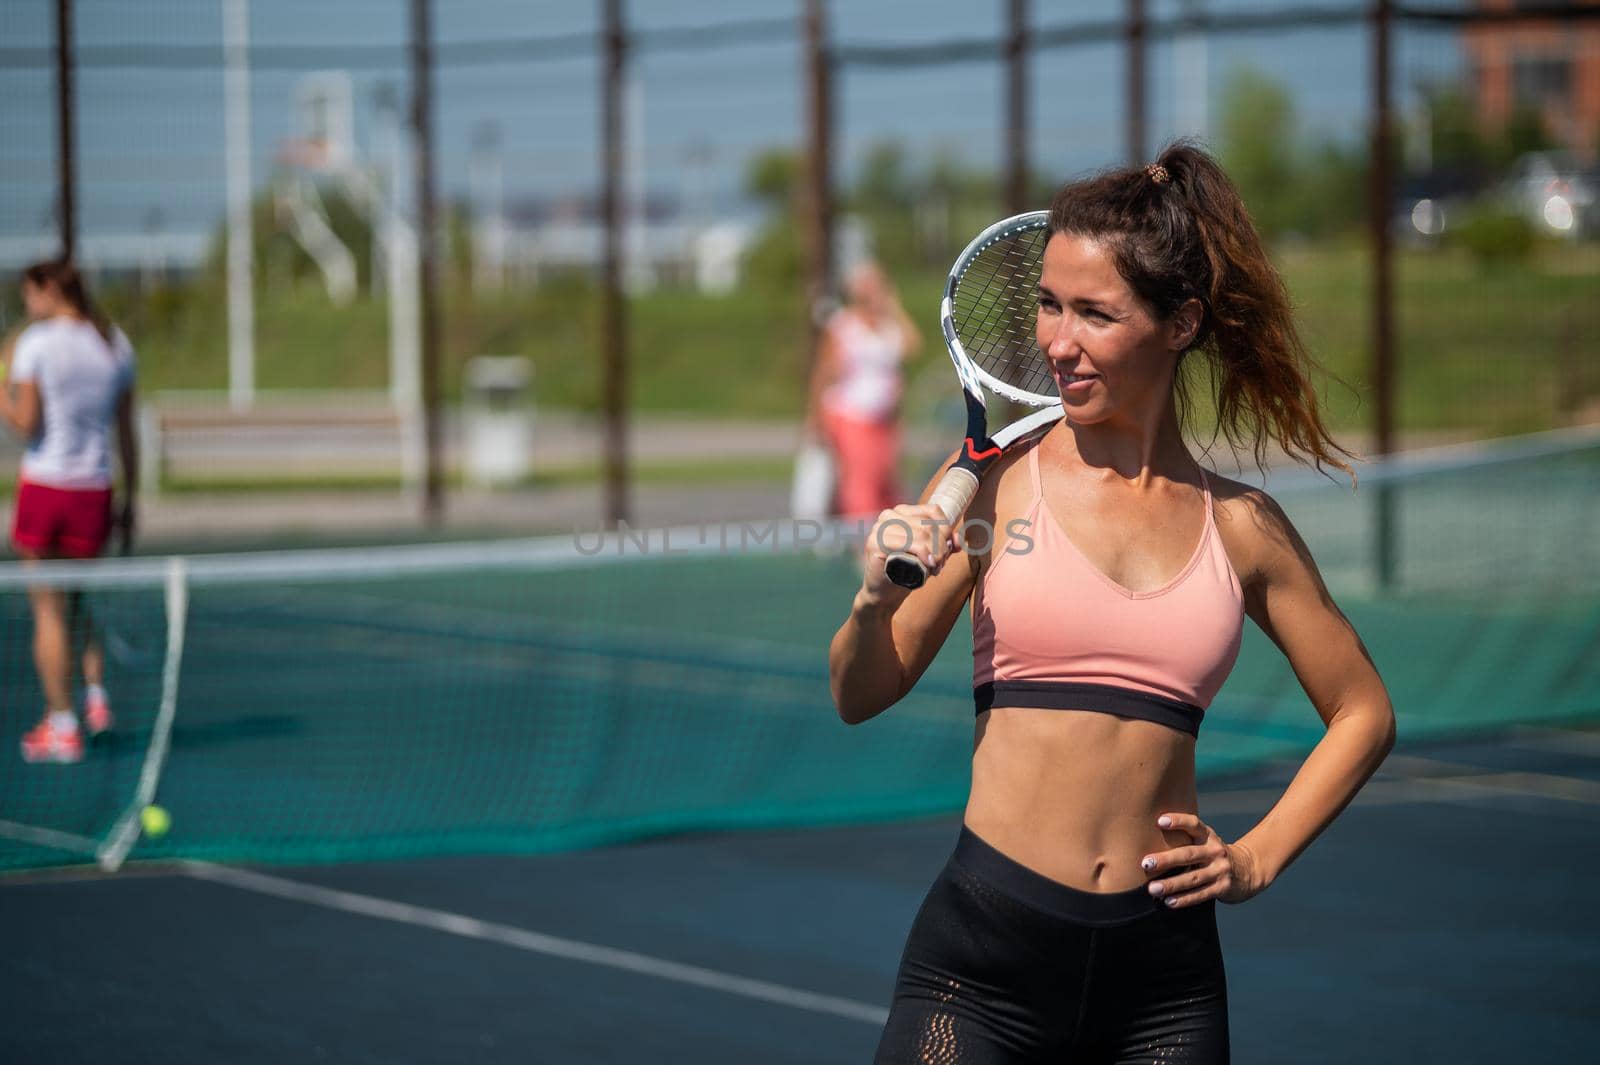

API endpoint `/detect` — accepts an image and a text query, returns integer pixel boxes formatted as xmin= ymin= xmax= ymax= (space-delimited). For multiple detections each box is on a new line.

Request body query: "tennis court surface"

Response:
xmin=3 ymin=429 xmax=1597 ymax=1061
xmin=4 ymin=731 xmax=1598 ymax=1064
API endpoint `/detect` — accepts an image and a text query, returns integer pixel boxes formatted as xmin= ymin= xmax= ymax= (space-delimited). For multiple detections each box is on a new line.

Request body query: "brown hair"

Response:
xmin=1047 ymin=139 xmax=1355 ymax=479
xmin=22 ymin=259 xmax=113 ymax=344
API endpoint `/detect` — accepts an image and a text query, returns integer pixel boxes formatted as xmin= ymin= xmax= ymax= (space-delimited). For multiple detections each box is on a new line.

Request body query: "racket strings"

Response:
xmin=951 ymin=227 xmax=1054 ymax=400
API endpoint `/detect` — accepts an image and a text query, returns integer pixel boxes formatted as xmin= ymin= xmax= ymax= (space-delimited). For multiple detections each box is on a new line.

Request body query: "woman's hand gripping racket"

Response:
xmin=884 ymin=212 xmax=1064 ymax=590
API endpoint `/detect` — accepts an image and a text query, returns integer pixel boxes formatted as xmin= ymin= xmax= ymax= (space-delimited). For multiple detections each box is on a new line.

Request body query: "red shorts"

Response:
xmin=822 ymin=410 xmax=903 ymax=519
xmin=11 ymin=480 xmax=113 ymax=559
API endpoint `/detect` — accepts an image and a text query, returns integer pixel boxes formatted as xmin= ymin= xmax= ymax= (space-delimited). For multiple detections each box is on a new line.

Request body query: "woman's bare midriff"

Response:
xmin=964 ymin=706 xmax=1199 ymax=893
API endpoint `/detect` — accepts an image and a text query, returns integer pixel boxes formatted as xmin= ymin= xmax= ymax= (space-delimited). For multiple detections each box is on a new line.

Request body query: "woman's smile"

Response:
xmin=1051 ymin=364 xmax=1099 ymax=395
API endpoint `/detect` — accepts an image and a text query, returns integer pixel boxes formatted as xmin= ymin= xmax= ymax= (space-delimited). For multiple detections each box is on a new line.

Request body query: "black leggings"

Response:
xmin=875 ymin=828 xmax=1229 ymax=1064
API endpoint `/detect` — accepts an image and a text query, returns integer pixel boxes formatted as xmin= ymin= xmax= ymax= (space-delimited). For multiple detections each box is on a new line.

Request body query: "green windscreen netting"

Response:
xmin=3 ymin=427 xmax=1596 ymax=871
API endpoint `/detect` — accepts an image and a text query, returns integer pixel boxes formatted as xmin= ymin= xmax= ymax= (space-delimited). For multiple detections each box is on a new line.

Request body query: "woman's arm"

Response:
xmin=114 ymin=388 xmax=139 ymax=549
xmin=804 ymin=323 xmax=839 ymax=437
xmin=830 ymin=449 xmax=976 ymax=724
xmin=887 ymin=286 xmax=922 ymax=356
xmin=0 ymin=326 xmax=42 ymax=439
xmin=0 ymin=379 xmax=41 ymax=439
xmin=1229 ymin=490 xmax=1396 ymax=882
xmin=1145 ymin=487 xmax=1395 ymax=907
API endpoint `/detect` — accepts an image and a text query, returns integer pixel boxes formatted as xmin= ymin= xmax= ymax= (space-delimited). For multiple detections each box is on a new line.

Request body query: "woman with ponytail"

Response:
xmin=832 ymin=142 xmax=1394 ymax=1063
xmin=2 ymin=260 xmax=139 ymax=765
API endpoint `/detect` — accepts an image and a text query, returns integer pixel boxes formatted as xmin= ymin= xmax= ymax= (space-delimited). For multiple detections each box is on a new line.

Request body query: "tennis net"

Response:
xmin=2 ymin=427 xmax=1596 ymax=872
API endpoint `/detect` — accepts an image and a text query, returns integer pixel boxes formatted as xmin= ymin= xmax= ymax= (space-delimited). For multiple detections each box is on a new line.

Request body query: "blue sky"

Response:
xmin=0 ymin=1 xmax=1458 ymax=251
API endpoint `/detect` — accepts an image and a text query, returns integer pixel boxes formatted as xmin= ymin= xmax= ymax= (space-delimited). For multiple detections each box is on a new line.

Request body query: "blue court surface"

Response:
xmin=2 ymin=725 xmax=1595 ymax=1064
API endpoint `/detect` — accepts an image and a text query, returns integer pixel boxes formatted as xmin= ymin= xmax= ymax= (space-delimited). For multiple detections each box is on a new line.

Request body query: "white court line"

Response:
xmin=1202 ymin=765 xmax=1600 ymax=817
xmin=1385 ymin=753 xmax=1600 ymax=803
xmin=0 ymin=818 xmax=100 ymax=857
xmin=1505 ymin=726 xmax=1600 ymax=759
xmin=1428 ymin=771 xmax=1600 ymax=805
xmin=181 ymin=861 xmax=889 ymax=1027
xmin=98 ymin=557 xmax=189 ymax=872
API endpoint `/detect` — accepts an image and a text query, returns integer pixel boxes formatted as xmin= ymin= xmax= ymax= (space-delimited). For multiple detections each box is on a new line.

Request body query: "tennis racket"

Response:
xmin=885 ymin=211 xmax=1064 ymax=590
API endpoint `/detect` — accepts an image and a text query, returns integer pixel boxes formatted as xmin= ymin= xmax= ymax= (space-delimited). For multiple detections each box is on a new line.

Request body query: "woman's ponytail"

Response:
xmin=1049 ymin=139 xmax=1356 ymax=478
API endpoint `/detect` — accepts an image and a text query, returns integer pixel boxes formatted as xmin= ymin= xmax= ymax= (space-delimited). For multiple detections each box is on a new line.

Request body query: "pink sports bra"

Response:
xmin=971 ymin=441 xmax=1244 ymax=736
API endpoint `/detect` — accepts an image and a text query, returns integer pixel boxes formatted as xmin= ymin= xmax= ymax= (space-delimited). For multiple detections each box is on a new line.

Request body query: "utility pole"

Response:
xmin=54 ymin=0 xmax=76 ymax=259
xmin=600 ymin=0 xmax=630 ymax=526
xmin=1005 ymin=0 xmax=1030 ymax=215
xmin=1126 ymin=0 xmax=1148 ymax=166
xmin=1369 ymin=0 xmax=1397 ymax=589
xmin=224 ymin=0 xmax=255 ymax=410
xmin=410 ymin=0 xmax=444 ymax=522
xmin=1175 ymin=0 xmax=1209 ymax=141
xmin=802 ymin=0 xmax=835 ymax=378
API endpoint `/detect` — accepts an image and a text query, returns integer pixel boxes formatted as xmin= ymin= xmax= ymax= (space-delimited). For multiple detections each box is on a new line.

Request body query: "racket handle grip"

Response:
xmin=884 ymin=467 xmax=981 ymax=590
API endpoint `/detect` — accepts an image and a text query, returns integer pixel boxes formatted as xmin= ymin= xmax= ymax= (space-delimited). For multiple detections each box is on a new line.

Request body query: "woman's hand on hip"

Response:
xmin=1140 ymin=812 xmax=1267 ymax=909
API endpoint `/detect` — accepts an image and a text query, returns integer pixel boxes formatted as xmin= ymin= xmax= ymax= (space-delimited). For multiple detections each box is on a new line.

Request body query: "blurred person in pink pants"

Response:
xmin=805 ymin=262 xmax=921 ymax=519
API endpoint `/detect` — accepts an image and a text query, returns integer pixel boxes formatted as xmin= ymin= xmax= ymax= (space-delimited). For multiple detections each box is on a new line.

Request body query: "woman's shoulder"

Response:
xmin=17 ymin=316 xmax=105 ymax=347
xmin=825 ymin=306 xmax=860 ymax=332
xmin=16 ymin=318 xmax=64 ymax=344
xmin=1201 ymin=469 xmax=1319 ymax=590
xmin=968 ymin=431 xmax=1045 ymax=522
xmin=14 ymin=318 xmax=133 ymax=372
xmin=107 ymin=324 xmax=135 ymax=360
xmin=828 ymin=306 xmax=898 ymax=340
xmin=11 ymin=318 xmax=63 ymax=368
xmin=1203 ymin=469 xmax=1302 ymax=526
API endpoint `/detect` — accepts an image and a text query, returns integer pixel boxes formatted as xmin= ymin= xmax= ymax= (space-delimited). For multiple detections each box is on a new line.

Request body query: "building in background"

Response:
xmin=1465 ymin=0 xmax=1600 ymax=162
xmin=494 ymin=194 xmax=755 ymax=294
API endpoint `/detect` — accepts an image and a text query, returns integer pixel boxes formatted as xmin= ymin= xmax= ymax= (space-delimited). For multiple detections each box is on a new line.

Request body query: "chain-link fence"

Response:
xmin=2 ymin=1 xmax=1596 ymax=510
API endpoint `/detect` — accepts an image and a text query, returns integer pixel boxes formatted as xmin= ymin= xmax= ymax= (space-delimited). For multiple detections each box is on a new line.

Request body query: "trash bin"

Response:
xmin=463 ymin=356 xmax=533 ymax=487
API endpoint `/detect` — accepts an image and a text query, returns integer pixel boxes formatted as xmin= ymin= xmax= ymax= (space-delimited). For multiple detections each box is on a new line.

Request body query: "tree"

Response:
xmin=745 ymin=149 xmax=798 ymax=209
xmin=1218 ymin=68 xmax=1300 ymax=239
xmin=1219 ymin=66 xmax=1366 ymax=241
xmin=848 ymin=140 xmax=920 ymax=270
xmin=742 ymin=149 xmax=804 ymax=290
xmin=1416 ymin=82 xmax=1558 ymax=173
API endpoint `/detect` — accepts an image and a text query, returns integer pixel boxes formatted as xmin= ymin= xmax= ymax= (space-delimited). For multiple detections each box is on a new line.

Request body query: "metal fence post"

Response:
xmin=601 ymin=0 xmax=631 ymax=527
xmin=410 ymin=0 xmax=444 ymax=523
xmin=54 ymin=0 xmax=76 ymax=260
xmin=1370 ymin=0 xmax=1397 ymax=590
xmin=802 ymin=0 xmax=835 ymax=385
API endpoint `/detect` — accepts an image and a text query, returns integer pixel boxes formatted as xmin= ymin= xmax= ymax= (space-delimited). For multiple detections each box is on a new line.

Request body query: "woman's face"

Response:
xmin=1035 ymin=232 xmax=1195 ymax=425
xmin=21 ymin=280 xmax=56 ymax=320
xmin=846 ymin=264 xmax=889 ymax=315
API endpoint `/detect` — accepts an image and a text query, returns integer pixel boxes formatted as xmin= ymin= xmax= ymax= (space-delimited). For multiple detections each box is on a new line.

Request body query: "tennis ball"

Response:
xmin=140 ymin=804 xmax=171 ymax=839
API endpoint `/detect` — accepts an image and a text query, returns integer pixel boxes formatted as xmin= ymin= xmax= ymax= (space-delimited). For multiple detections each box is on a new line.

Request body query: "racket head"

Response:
xmin=940 ymin=211 xmax=1059 ymax=409
xmin=884 ymin=212 xmax=1065 ymax=592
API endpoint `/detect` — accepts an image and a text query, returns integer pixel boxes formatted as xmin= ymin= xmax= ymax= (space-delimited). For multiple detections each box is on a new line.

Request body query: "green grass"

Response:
xmin=1283 ymin=241 xmax=1600 ymax=435
xmin=119 ymin=273 xmax=811 ymax=416
xmin=115 ymin=241 xmax=1600 ymax=439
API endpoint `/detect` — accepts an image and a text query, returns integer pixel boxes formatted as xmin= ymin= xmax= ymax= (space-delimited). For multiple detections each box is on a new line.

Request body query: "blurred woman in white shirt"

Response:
xmin=1 ymin=260 xmax=139 ymax=765
xmin=805 ymin=261 xmax=921 ymax=519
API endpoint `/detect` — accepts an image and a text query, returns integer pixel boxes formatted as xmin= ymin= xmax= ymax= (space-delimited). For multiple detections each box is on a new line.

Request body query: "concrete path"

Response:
xmin=0 ymin=409 xmax=1506 ymax=551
